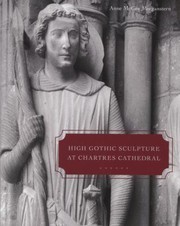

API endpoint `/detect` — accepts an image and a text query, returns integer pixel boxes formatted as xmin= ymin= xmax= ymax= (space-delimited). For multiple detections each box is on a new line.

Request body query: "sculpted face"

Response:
xmin=45 ymin=17 xmax=80 ymax=69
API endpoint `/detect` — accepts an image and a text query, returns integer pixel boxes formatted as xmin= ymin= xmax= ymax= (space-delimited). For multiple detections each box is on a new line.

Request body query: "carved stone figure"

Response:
xmin=0 ymin=3 xmax=133 ymax=226
xmin=166 ymin=96 xmax=180 ymax=226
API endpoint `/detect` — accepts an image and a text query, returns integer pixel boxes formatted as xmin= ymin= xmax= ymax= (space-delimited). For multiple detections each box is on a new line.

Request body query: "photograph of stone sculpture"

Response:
xmin=0 ymin=0 xmax=179 ymax=226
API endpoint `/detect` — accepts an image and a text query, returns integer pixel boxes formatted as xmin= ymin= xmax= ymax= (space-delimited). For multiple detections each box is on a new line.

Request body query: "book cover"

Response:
xmin=0 ymin=0 xmax=176 ymax=226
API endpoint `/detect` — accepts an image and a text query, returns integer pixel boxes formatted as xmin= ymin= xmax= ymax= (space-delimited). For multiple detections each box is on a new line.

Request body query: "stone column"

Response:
xmin=103 ymin=0 xmax=119 ymax=91
xmin=122 ymin=0 xmax=156 ymax=132
xmin=122 ymin=1 xmax=156 ymax=226
xmin=115 ymin=0 xmax=125 ymax=115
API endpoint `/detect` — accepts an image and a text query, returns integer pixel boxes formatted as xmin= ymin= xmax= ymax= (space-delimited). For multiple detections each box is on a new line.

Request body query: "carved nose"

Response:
xmin=62 ymin=32 xmax=70 ymax=49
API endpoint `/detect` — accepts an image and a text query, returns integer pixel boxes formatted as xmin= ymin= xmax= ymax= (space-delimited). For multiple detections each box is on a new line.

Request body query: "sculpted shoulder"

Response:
xmin=30 ymin=69 xmax=112 ymax=97
xmin=77 ymin=71 xmax=111 ymax=96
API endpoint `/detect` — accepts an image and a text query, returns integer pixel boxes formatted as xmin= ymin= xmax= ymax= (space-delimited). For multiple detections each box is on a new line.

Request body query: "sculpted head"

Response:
xmin=34 ymin=3 xmax=90 ymax=62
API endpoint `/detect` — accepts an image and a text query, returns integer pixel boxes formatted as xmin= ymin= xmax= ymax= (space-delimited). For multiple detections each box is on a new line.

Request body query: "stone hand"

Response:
xmin=21 ymin=115 xmax=45 ymax=148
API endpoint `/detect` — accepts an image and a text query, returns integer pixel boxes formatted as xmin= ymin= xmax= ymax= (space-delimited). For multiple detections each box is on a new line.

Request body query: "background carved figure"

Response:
xmin=164 ymin=96 xmax=180 ymax=226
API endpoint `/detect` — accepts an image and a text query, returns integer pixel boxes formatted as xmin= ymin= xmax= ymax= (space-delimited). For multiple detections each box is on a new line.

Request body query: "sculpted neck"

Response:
xmin=44 ymin=62 xmax=77 ymax=84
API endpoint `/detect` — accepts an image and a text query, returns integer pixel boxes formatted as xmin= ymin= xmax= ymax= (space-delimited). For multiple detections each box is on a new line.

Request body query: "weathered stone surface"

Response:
xmin=170 ymin=34 xmax=180 ymax=91
xmin=153 ymin=37 xmax=170 ymax=96
xmin=153 ymin=95 xmax=171 ymax=131
xmin=115 ymin=34 xmax=124 ymax=113
xmin=151 ymin=177 xmax=168 ymax=226
xmin=124 ymin=27 xmax=153 ymax=131
xmin=151 ymin=1 xmax=180 ymax=226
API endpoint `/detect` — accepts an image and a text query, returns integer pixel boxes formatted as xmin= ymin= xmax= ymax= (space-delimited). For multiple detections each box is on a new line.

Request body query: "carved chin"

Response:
xmin=57 ymin=60 xmax=74 ymax=68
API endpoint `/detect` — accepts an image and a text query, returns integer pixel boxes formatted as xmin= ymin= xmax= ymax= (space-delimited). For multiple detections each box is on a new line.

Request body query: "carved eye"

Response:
xmin=69 ymin=30 xmax=78 ymax=39
xmin=51 ymin=30 xmax=63 ymax=38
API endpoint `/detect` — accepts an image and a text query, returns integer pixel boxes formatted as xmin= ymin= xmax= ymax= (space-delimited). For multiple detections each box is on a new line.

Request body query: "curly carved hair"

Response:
xmin=34 ymin=3 xmax=90 ymax=58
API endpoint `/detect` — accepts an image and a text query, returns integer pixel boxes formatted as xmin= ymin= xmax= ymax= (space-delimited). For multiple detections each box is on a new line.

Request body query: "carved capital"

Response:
xmin=52 ymin=0 xmax=109 ymax=12
xmin=121 ymin=0 xmax=157 ymax=32
xmin=123 ymin=0 xmax=156 ymax=22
